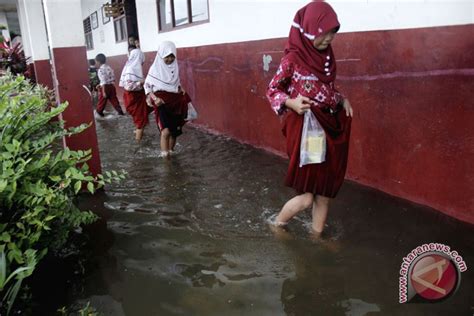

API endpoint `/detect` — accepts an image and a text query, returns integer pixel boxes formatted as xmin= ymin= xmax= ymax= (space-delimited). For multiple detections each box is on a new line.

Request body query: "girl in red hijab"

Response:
xmin=266 ymin=1 xmax=353 ymax=236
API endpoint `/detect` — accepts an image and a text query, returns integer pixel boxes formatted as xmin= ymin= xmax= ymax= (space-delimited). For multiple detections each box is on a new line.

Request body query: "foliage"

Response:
xmin=0 ymin=42 xmax=29 ymax=76
xmin=57 ymin=302 xmax=100 ymax=316
xmin=0 ymin=73 xmax=125 ymax=314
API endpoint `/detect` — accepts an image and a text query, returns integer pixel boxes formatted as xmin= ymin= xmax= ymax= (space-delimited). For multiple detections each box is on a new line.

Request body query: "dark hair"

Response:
xmin=128 ymin=44 xmax=137 ymax=51
xmin=95 ymin=53 xmax=106 ymax=64
xmin=88 ymin=59 xmax=96 ymax=66
xmin=128 ymin=34 xmax=139 ymax=41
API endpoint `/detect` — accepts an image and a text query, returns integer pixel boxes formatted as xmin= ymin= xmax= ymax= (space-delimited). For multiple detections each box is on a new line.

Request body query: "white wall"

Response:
xmin=84 ymin=0 xmax=474 ymax=57
xmin=81 ymin=0 xmax=128 ymax=59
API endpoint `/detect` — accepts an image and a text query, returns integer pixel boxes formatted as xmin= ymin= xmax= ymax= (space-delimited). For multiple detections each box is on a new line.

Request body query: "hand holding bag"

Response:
xmin=299 ymin=110 xmax=326 ymax=167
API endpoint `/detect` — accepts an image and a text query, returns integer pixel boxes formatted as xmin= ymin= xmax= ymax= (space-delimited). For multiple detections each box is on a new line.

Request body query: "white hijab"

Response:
xmin=119 ymin=48 xmax=144 ymax=86
xmin=144 ymin=41 xmax=180 ymax=94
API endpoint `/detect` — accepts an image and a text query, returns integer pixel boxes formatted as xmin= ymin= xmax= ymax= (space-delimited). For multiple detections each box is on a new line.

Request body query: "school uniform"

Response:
xmin=96 ymin=64 xmax=124 ymax=115
xmin=119 ymin=49 xmax=151 ymax=129
xmin=144 ymin=41 xmax=192 ymax=138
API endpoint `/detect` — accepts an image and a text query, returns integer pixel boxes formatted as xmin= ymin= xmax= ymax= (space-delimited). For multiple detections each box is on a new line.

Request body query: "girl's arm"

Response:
xmin=266 ymin=59 xmax=311 ymax=115
xmin=144 ymin=83 xmax=164 ymax=107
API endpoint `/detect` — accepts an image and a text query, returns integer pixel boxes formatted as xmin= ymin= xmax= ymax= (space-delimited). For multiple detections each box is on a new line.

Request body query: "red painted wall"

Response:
xmin=51 ymin=46 xmax=102 ymax=176
xmin=107 ymin=24 xmax=474 ymax=224
xmin=33 ymin=59 xmax=54 ymax=90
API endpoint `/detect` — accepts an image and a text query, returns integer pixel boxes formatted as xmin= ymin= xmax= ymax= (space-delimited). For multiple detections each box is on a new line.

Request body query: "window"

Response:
xmin=83 ymin=17 xmax=94 ymax=50
xmin=157 ymin=0 xmax=209 ymax=32
xmin=114 ymin=15 xmax=127 ymax=42
xmin=111 ymin=0 xmax=127 ymax=42
xmin=111 ymin=0 xmax=139 ymax=43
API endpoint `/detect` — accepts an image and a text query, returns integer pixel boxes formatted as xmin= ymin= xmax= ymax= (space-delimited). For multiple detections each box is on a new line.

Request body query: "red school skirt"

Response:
xmin=283 ymin=105 xmax=352 ymax=198
xmin=123 ymin=90 xmax=152 ymax=129
xmin=152 ymin=91 xmax=191 ymax=138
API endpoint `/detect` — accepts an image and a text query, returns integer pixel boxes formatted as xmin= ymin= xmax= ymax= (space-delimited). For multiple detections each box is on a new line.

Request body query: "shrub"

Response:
xmin=0 ymin=73 xmax=124 ymax=314
xmin=0 ymin=42 xmax=29 ymax=76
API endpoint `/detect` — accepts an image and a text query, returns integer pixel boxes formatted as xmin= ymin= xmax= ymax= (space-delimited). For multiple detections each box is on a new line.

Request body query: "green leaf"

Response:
xmin=87 ymin=182 xmax=94 ymax=194
xmin=48 ymin=175 xmax=61 ymax=182
xmin=0 ymin=232 xmax=11 ymax=242
xmin=0 ymin=179 xmax=7 ymax=192
xmin=74 ymin=181 xmax=82 ymax=194
xmin=44 ymin=215 xmax=56 ymax=222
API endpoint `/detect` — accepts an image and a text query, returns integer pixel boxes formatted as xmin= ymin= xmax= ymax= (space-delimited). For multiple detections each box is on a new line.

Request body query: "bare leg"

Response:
xmin=169 ymin=136 xmax=176 ymax=152
xmin=160 ymin=128 xmax=171 ymax=156
xmin=275 ymin=193 xmax=314 ymax=225
xmin=135 ymin=129 xmax=144 ymax=141
xmin=311 ymin=195 xmax=330 ymax=234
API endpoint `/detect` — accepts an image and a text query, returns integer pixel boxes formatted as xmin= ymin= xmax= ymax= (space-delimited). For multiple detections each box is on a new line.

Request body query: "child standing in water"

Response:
xmin=95 ymin=53 xmax=125 ymax=116
xmin=266 ymin=2 xmax=353 ymax=236
xmin=144 ymin=41 xmax=192 ymax=157
xmin=119 ymin=45 xmax=150 ymax=141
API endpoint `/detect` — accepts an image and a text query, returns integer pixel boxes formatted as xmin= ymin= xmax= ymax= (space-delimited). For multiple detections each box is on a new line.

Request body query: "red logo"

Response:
xmin=410 ymin=254 xmax=458 ymax=301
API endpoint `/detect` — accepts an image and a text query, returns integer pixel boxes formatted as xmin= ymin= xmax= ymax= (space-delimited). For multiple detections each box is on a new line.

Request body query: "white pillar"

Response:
xmin=20 ymin=0 xmax=53 ymax=88
xmin=16 ymin=0 xmax=32 ymax=59
xmin=21 ymin=0 xmax=50 ymax=62
xmin=42 ymin=0 xmax=87 ymax=50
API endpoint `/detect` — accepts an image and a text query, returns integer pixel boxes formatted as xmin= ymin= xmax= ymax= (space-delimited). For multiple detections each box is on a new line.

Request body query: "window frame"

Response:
xmin=111 ymin=0 xmax=128 ymax=43
xmin=83 ymin=17 xmax=94 ymax=50
xmin=156 ymin=0 xmax=210 ymax=33
xmin=113 ymin=14 xmax=128 ymax=43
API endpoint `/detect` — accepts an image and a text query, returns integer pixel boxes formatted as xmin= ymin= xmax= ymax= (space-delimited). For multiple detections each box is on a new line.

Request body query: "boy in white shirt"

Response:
xmin=95 ymin=53 xmax=124 ymax=116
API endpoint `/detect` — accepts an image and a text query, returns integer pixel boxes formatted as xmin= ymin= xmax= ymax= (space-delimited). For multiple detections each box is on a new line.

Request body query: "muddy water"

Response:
xmin=60 ymin=114 xmax=474 ymax=315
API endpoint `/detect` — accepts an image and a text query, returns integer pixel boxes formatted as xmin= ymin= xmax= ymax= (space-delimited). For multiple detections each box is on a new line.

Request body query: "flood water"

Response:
xmin=37 ymin=114 xmax=474 ymax=315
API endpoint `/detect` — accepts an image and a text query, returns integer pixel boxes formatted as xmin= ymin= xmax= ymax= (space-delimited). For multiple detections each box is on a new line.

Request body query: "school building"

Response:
xmin=3 ymin=0 xmax=474 ymax=224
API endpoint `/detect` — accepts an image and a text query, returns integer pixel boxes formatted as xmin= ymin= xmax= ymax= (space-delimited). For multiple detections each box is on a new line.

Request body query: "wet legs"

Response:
xmin=160 ymin=128 xmax=176 ymax=156
xmin=275 ymin=193 xmax=330 ymax=234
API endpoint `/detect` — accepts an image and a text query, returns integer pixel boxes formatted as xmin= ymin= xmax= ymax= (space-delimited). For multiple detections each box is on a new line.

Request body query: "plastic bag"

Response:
xmin=299 ymin=110 xmax=326 ymax=167
xmin=186 ymin=102 xmax=198 ymax=121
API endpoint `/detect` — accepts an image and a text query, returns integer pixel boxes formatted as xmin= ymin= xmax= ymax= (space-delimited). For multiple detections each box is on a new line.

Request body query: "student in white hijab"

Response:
xmin=119 ymin=45 xmax=150 ymax=141
xmin=144 ymin=41 xmax=193 ymax=157
xmin=144 ymin=41 xmax=180 ymax=95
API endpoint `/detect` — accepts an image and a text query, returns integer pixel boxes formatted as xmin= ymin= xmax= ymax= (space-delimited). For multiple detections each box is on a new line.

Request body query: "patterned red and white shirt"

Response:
xmin=98 ymin=64 xmax=116 ymax=85
xmin=267 ymin=56 xmax=344 ymax=115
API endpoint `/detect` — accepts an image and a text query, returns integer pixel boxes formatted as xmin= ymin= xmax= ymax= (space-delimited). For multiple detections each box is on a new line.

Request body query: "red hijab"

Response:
xmin=285 ymin=1 xmax=340 ymax=84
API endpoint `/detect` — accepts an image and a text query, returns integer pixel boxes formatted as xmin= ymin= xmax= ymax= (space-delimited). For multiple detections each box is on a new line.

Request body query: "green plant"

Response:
xmin=0 ymin=249 xmax=35 ymax=314
xmin=0 ymin=42 xmax=29 ymax=76
xmin=0 ymin=73 xmax=125 ymax=314
xmin=57 ymin=302 xmax=100 ymax=316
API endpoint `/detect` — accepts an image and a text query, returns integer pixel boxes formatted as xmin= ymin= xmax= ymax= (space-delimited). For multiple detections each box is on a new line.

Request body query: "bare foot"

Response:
xmin=267 ymin=215 xmax=292 ymax=240
xmin=309 ymin=228 xmax=323 ymax=241
xmin=135 ymin=129 xmax=144 ymax=141
xmin=268 ymin=223 xmax=293 ymax=241
xmin=309 ymin=229 xmax=341 ymax=253
xmin=159 ymin=151 xmax=170 ymax=159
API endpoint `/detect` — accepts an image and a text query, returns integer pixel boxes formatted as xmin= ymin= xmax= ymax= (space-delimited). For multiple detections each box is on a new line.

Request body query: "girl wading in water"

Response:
xmin=119 ymin=45 xmax=150 ymax=141
xmin=145 ymin=41 xmax=192 ymax=158
xmin=266 ymin=2 xmax=353 ymax=236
